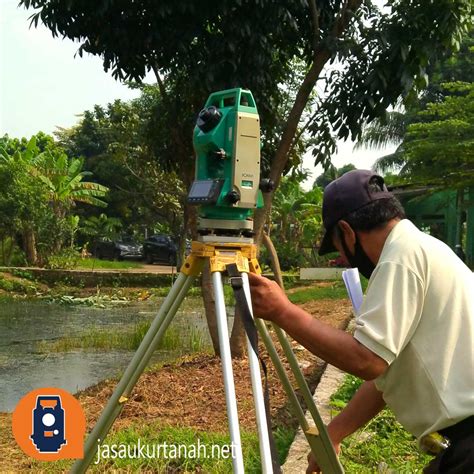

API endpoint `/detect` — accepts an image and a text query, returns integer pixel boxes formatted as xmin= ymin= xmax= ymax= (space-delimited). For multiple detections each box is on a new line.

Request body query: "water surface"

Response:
xmin=0 ymin=299 xmax=214 ymax=412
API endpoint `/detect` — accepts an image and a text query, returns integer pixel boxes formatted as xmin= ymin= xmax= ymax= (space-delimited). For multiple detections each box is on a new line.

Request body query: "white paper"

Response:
xmin=342 ymin=268 xmax=364 ymax=314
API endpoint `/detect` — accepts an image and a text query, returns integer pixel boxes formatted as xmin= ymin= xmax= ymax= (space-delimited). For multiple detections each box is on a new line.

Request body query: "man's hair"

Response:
xmin=339 ymin=177 xmax=406 ymax=232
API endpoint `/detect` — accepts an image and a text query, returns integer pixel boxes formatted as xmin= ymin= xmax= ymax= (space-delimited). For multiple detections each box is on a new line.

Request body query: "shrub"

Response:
xmin=45 ymin=248 xmax=80 ymax=269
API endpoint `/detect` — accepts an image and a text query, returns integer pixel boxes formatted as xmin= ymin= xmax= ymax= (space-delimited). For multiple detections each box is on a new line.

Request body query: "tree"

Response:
xmin=357 ymin=31 xmax=474 ymax=174
xmin=23 ymin=0 xmax=472 ymax=354
xmin=270 ymin=172 xmax=323 ymax=269
xmin=314 ymin=163 xmax=356 ymax=189
xmin=401 ymin=82 xmax=474 ymax=189
xmin=0 ymin=134 xmax=110 ymax=264
xmin=56 ymin=95 xmax=185 ymax=238
xmin=0 ymin=136 xmax=52 ymax=264
xmin=21 ymin=1 xmax=472 ymax=192
xmin=35 ymin=151 xmax=108 ymax=218
xmin=356 ymin=32 xmax=474 ymax=257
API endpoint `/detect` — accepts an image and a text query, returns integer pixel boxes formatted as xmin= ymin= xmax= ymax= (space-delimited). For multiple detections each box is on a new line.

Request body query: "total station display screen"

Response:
xmin=187 ymin=179 xmax=223 ymax=204
xmin=189 ymin=180 xmax=214 ymax=198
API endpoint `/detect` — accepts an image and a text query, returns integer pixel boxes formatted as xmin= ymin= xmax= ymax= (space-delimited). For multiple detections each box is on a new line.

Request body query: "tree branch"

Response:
xmin=309 ymin=0 xmax=320 ymax=54
xmin=151 ymin=64 xmax=169 ymax=103
xmin=254 ymin=0 xmax=363 ymax=243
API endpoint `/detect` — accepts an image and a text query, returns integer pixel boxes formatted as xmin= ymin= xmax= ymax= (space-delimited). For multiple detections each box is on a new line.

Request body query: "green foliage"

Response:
xmin=287 ymin=281 xmax=348 ymax=303
xmin=269 ymin=174 xmax=323 ymax=270
xmin=330 ymin=375 xmax=430 ymax=472
xmin=80 ymin=213 xmax=123 ymax=243
xmin=85 ymin=423 xmax=292 ymax=473
xmin=340 ymin=410 xmax=430 ymax=473
xmin=76 ymin=257 xmax=143 ymax=270
xmin=34 ymin=149 xmax=108 ymax=215
xmin=56 ymin=95 xmax=185 ymax=238
xmin=21 ymin=0 xmax=472 ymax=187
xmin=38 ymin=320 xmax=209 ymax=353
xmin=366 ymin=32 xmax=474 ymax=185
xmin=0 ymin=272 xmax=37 ymax=293
xmin=329 ymin=374 xmax=364 ymax=408
xmin=45 ymin=248 xmax=80 ymax=269
xmin=401 ymin=81 xmax=474 ymax=189
xmin=10 ymin=269 xmax=33 ymax=279
xmin=0 ymin=133 xmax=109 ymax=265
xmin=314 ymin=164 xmax=356 ymax=189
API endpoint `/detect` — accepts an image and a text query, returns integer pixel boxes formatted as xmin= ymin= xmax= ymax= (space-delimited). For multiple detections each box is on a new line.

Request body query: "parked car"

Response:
xmin=142 ymin=235 xmax=178 ymax=265
xmin=93 ymin=237 xmax=143 ymax=260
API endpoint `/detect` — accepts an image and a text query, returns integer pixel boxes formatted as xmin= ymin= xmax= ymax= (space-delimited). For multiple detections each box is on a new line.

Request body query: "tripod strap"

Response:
xmin=226 ymin=263 xmax=282 ymax=474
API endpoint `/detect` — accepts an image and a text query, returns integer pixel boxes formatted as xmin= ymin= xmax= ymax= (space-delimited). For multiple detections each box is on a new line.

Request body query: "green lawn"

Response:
xmin=287 ymin=282 xmax=349 ymax=303
xmin=27 ymin=424 xmax=294 ymax=473
xmin=75 ymin=258 xmax=145 ymax=270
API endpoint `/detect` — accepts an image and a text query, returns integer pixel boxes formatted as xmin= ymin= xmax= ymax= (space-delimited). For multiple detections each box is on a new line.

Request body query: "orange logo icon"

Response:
xmin=12 ymin=387 xmax=86 ymax=461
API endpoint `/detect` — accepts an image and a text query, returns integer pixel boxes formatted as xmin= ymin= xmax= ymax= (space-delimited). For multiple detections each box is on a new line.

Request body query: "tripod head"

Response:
xmin=188 ymin=88 xmax=273 ymax=236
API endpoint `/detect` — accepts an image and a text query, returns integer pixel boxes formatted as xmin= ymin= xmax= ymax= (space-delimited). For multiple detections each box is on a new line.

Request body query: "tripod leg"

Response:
xmin=255 ymin=320 xmax=344 ymax=474
xmin=241 ymin=272 xmax=275 ymax=474
xmin=211 ymin=271 xmax=245 ymax=474
xmin=71 ymin=272 xmax=195 ymax=474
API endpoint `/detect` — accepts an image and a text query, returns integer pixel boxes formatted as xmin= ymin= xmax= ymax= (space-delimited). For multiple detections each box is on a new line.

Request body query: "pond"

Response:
xmin=0 ymin=298 xmax=220 ymax=412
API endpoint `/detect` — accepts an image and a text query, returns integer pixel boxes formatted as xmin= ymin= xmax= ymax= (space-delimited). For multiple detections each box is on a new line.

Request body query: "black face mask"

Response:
xmin=340 ymin=233 xmax=376 ymax=280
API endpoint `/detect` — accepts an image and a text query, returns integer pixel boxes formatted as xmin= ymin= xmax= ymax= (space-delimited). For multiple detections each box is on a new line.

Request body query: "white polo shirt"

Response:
xmin=354 ymin=219 xmax=474 ymax=438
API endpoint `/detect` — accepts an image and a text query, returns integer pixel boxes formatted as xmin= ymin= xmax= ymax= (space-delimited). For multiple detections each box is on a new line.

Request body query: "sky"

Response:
xmin=0 ymin=0 xmax=395 ymax=189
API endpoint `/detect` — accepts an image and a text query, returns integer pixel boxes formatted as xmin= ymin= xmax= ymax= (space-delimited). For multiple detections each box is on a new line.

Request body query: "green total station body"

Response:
xmin=188 ymin=88 xmax=266 ymax=231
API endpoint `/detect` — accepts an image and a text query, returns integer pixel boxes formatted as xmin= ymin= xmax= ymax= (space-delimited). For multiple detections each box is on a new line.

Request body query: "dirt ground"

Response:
xmin=0 ymin=297 xmax=351 ymax=472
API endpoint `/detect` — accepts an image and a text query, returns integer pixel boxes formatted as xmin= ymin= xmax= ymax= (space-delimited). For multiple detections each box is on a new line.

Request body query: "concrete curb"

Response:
xmin=282 ymin=364 xmax=346 ymax=473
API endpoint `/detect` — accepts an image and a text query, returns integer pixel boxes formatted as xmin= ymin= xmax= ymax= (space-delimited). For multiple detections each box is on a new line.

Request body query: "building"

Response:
xmin=391 ymin=186 xmax=474 ymax=267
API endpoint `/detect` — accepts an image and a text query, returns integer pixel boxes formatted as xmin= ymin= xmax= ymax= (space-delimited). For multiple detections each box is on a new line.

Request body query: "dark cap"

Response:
xmin=318 ymin=169 xmax=393 ymax=255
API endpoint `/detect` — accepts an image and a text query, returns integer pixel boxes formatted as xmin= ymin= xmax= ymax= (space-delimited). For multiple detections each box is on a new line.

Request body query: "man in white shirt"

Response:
xmin=248 ymin=170 xmax=474 ymax=473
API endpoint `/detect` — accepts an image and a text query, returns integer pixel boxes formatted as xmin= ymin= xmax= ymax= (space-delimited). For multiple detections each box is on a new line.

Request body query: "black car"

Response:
xmin=142 ymin=235 xmax=178 ymax=265
xmin=93 ymin=238 xmax=143 ymax=260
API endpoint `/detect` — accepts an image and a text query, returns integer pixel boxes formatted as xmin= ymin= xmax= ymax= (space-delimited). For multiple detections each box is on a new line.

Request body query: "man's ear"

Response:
xmin=338 ymin=220 xmax=356 ymax=251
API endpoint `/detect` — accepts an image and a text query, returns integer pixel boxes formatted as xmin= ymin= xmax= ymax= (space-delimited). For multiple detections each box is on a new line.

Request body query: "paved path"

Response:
xmin=282 ymin=364 xmax=346 ymax=473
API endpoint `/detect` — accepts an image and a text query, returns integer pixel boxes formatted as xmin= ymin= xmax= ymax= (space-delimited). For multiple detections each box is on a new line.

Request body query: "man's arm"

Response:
xmin=307 ymin=380 xmax=386 ymax=473
xmin=248 ymin=273 xmax=388 ymax=380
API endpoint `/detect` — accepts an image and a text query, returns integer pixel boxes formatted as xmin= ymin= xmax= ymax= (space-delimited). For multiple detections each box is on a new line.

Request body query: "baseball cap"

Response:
xmin=318 ymin=169 xmax=393 ymax=255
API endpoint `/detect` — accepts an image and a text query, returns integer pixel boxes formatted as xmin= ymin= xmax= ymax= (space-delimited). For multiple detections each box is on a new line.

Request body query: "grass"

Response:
xmin=75 ymin=258 xmax=145 ymax=270
xmin=287 ymin=281 xmax=349 ymax=303
xmin=153 ymin=284 xmax=236 ymax=306
xmin=38 ymin=322 xmax=210 ymax=353
xmin=330 ymin=375 xmax=431 ymax=473
xmin=26 ymin=423 xmax=294 ymax=473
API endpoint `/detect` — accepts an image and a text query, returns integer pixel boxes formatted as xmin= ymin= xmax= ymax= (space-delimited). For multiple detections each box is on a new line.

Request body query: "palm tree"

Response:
xmin=354 ymin=111 xmax=408 ymax=174
xmin=80 ymin=213 xmax=122 ymax=241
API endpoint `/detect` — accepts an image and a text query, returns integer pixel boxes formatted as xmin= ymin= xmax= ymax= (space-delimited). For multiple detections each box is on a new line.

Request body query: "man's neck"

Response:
xmin=359 ymin=218 xmax=401 ymax=265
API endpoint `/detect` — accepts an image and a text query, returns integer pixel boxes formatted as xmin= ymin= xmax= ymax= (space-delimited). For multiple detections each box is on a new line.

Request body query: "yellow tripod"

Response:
xmin=71 ymin=238 xmax=344 ymax=473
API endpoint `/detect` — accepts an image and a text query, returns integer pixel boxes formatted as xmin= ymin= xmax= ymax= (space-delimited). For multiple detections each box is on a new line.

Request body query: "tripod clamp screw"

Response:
xmin=228 ymin=276 xmax=244 ymax=290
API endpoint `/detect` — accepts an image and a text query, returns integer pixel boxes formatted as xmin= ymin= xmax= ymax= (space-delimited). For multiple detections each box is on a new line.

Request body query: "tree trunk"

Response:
xmin=23 ymin=227 xmax=38 ymax=266
xmin=229 ymin=305 xmax=246 ymax=358
xmin=254 ymin=0 xmax=363 ymax=245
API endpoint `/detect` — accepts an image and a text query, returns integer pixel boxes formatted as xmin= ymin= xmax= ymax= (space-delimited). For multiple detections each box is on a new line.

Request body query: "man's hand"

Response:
xmin=247 ymin=272 xmax=293 ymax=323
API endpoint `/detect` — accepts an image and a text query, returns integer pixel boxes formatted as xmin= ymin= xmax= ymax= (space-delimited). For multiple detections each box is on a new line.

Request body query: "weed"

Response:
xmin=10 ymin=269 xmax=34 ymax=280
xmin=37 ymin=321 xmax=210 ymax=353
xmin=330 ymin=375 xmax=431 ymax=472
